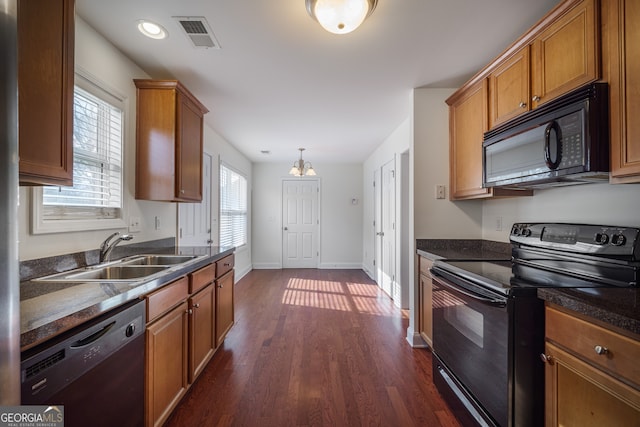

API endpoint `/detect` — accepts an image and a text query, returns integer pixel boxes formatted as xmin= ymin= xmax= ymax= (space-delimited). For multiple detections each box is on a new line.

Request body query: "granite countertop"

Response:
xmin=416 ymin=238 xmax=639 ymax=338
xmin=416 ymin=239 xmax=512 ymax=261
xmin=20 ymin=245 xmax=234 ymax=351
xmin=538 ymin=287 xmax=640 ymax=336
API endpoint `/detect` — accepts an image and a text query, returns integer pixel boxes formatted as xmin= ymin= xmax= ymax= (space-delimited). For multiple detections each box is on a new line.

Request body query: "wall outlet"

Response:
xmin=495 ymin=216 xmax=503 ymax=231
xmin=129 ymin=216 xmax=141 ymax=233
xmin=154 ymin=216 xmax=161 ymax=230
xmin=435 ymin=185 xmax=446 ymax=199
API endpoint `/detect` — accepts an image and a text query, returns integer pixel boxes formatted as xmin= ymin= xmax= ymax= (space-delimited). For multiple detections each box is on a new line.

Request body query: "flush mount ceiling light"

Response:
xmin=289 ymin=148 xmax=317 ymax=177
xmin=305 ymin=0 xmax=378 ymax=34
xmin=137 ymin=20 xmax=168 ymax=39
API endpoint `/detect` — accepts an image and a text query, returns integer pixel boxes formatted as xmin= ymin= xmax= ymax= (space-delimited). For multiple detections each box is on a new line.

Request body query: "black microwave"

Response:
xmin=483 ymin=83 xmax=610 ymax=189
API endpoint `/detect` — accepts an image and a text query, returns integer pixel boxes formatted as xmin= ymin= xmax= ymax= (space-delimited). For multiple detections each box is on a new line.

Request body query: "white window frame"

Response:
xmin=31 ymin=69 xmax=128 ymax=234
xmin=219 ymin=162 xmax=248 ymax=249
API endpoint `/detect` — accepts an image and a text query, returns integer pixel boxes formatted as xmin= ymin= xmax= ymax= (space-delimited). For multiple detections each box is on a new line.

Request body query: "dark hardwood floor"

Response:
xmin=165 ymin=269 xmax=461 ymax=427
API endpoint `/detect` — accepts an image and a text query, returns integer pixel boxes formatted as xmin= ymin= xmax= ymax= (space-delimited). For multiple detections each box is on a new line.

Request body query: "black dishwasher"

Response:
xmin=21 ymin=299 xmax=145 ymax=427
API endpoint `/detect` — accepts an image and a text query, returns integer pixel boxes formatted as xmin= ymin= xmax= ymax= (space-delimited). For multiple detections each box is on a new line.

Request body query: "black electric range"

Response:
xmin=429 ymin=223 xmax=640 ymax=427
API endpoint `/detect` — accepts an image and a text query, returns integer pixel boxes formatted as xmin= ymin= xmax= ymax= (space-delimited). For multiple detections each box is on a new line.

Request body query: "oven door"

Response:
xmin=431 ymin=269 xmax=509 ymax=427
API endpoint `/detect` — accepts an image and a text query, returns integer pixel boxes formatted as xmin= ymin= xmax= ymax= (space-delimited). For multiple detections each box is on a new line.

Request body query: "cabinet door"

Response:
xmin=146 ymin=302 xmax=189 ymax=427
xmin=18 ymin=0 xmax=74 ymax=186
xmin=448 ymin=79 xmax=491 ymax=200
xmin=419 ymin=272 xmax=433 ymax=348
xmin=176 ymin=93 xmax=203 ymax=201
xmin=544 ymin=342 xmax=640 ymax=426
xmin=607 ymin=0 xmax=640 ymax=181
xmin=489 ymin=45 xmax=530 ymax=128
xmin=189 ymin=284 xmax=215 ymax=383
xmin=531 ymin=0 xmax=599 ymax=108
xmin=215 ymin=270 xmax=234 ymax=347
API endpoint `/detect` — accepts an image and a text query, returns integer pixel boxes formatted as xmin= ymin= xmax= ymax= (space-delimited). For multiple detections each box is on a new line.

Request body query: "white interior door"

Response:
xmin=178 ymin=152 xmax=212 ymax=246
xmin=374 ymin=169 xmax=382 ymax=286
xmin=282 ymin=179 xmax=319 ymax=268
xmin=381 ymin=160 xmax=396 ymax=298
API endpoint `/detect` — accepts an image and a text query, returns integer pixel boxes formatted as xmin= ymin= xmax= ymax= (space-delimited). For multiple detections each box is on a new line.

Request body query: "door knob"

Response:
xmin=284 ymin=227 xmax=288 ymax=231
xmin=376 ymin=232 xmax=384 ymax=236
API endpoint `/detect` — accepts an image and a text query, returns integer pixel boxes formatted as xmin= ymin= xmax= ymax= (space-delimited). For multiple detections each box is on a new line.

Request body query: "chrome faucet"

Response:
xmin=99 ymin=232 xmax=134 ymax=263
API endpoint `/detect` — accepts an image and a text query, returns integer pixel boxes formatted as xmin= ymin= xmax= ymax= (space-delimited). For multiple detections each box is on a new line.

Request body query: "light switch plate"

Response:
xmin=435 ymin=185 xmax=446 ymax=199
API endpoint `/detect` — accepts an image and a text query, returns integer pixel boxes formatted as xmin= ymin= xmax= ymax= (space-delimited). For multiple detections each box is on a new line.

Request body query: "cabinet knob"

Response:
xmin=519 ymin=101 xmax=527 ymax=108
xmin=594 ymin=345 xmax=609 ymax=355
xmin=181 ymin=189 xmax=185 ymax=194
xmin=532 ymin=95 xmax=541 ymax=102
xmin=193 ymin=303 xmax=200 ymax=309
xmin=540 ymin=353 xmax=554 ymax=364
xmin=219 ymin=284 xmax=224 ymax=288
xmin=187 ymin=308 xmax=193 ymax=314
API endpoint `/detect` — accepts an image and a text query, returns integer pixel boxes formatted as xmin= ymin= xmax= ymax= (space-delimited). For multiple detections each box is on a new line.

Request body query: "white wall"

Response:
xmin=204 ymin=124 xmax=253 ymax=279
xmin=482 ymin=183 xmax=640 ymax=241
xmin=18 ymin=18 xmax=255 ymax=280
xmin=413 ymin=87 xmax=483 ymax=240
xmin=252 ymin=162 xmax=363 ymax=269
xmin=18 ymin=17 xmax=176 ymax=261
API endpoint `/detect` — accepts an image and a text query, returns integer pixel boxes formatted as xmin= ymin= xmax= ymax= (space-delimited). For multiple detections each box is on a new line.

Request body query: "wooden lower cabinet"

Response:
xmin=144 ymin=258 xmax=235 ymax=426
xmin=543 ymin=306 xmax=640 ymax=426
xmin=418 ymin=256 xmax=433 ymax=348
xmin=215 ymin=270 xmax=234 ymax=347
xmin=189 ymin=283 xmax=216 ymax=382
xmin=146 ymin=301 xmax=189 ymax=427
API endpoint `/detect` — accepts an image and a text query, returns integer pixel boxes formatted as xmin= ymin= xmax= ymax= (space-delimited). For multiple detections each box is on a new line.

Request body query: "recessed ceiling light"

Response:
xmin=137 ymin=20 xmax=167 ymax=40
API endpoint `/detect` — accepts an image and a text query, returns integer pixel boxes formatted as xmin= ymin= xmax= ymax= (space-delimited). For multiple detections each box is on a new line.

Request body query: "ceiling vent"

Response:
xmin=173 ymin=16 xmax=220 ymax=49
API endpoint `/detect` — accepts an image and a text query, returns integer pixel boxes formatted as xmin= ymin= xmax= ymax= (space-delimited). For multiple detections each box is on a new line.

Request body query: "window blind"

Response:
xmin=219 ymin=163 xmax=247 ymax=248
xmin=43 ymin=85 xmax=123 ymax=220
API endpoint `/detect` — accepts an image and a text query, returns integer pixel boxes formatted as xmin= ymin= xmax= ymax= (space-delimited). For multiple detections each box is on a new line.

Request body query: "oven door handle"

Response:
xmin=432 ymin=275 xmax=507 ymax=308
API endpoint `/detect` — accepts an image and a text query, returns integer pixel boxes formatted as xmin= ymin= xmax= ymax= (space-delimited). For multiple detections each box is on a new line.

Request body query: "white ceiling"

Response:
xmin=77 ymin=0 xmax=560 ymax=164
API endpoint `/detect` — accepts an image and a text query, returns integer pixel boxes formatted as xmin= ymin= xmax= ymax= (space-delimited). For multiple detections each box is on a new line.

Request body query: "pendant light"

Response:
xmin=289 ymin=148 xmax=317 ymax=177
xmin=305 ymin=0 xmax=378 ymax=35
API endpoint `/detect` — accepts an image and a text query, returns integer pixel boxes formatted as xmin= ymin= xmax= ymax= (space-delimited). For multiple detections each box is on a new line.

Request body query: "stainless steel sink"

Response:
xmin=33 ymin=253 xmax=203 ymax=283
xmin=34 ymin=265 xmax=169 ymax=282
xmin=65 ymin=265 xmax=168 ymax=280
xmin=121 ymin=255 xmax=198 ymax=266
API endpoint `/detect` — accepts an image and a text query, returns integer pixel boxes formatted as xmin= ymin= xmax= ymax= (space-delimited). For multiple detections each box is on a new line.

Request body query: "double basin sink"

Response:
xmin=34 ymin=255 xmax=202 ymax=283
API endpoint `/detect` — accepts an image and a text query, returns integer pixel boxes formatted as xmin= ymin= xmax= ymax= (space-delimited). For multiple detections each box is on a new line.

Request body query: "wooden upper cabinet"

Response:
xmin=134 ymin=80 xmax=208 ymax=202
xmin=18 ymin=0 xmax=75 ymax=186
xmin=448 ymin=80 xmax=491 ymax=200
xmin=605 ymin=0 xmax=640 ymax=182
xmin=489 ymin=46 xmax=531 ymax=128
xmin=488 ymin=0 xmax=600 ymax=130
xmin=530 ymin=0 xmax=599 ymax=109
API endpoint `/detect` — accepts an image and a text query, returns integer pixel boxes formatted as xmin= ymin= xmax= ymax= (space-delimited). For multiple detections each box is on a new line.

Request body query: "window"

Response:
xmin=219 ymin=163 xmax=247 ymax=248
xmin=32 ymin=72 xmax=126 ymax=234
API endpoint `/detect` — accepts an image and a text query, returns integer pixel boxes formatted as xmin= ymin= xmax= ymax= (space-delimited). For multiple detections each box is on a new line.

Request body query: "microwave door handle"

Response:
xmin=544 ymin=120 xmax=562 ymax=170
xmin=432 ymin=275 xmax=507 ymax=308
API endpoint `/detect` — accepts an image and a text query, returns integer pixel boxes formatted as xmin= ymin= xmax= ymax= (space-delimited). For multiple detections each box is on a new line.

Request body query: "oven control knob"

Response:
xmin=522 ymin=228 xmax=532 ymax=237
xmin=594 ymin=233 xmax=609 ymax=245
xmin=611 ymin=234 xmax=627 ymax=246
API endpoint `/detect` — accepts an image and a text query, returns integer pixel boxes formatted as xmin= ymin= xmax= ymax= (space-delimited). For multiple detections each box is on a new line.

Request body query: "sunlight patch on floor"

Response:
xmin=282 ymin=277 xmax=395 ymax=317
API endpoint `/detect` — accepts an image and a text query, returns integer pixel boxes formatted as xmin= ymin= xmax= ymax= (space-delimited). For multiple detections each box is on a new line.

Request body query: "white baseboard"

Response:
xmin=251 ymin=263 xmax=282 ymax=269
xmin=234 ymin=265 xmax=252 ymax=282
xmin=317 ymin=262 xmax=362 ymax=269
xmin=406 ymin=328 xmax=428 ymax=348
xmin=362 ymin=264 xmax=375 ymax=280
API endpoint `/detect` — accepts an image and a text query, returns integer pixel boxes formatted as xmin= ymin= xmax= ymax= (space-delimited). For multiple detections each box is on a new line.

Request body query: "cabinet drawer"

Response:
xmin=146 ymin=276 xmax=189 ymax=323
xmin=189 ymin=263 xmax=214 ymax=294
xmin=546 ymin=306 xmax=640 ymax=386
xmin=215 ymin=254 xmax=234 ymax=278
xmin=419 ymin=256 xmax=433 ymax=276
